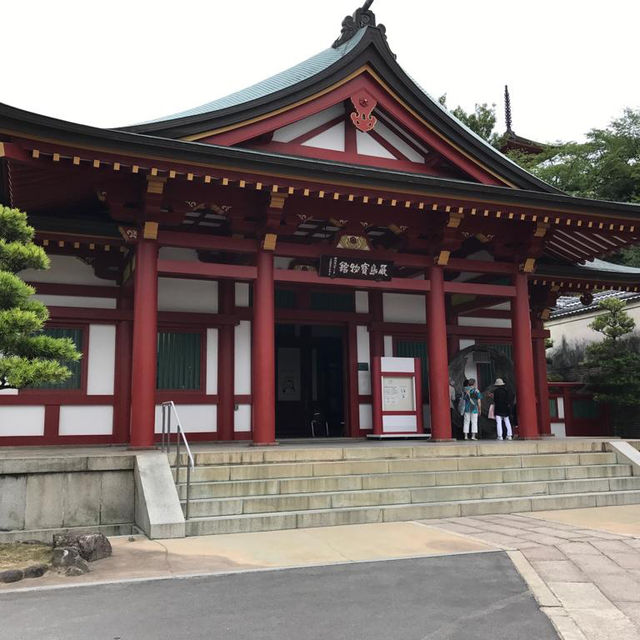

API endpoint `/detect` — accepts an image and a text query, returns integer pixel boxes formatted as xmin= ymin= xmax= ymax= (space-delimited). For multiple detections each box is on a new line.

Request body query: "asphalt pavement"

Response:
xmin=2 ymin=551 xmax=557 ymax=640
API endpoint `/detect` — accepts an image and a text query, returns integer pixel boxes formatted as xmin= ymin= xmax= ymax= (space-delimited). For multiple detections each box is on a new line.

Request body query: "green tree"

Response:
xmin=507 ymin=108 xmax=640 ymax=267
xmin=439 ymin=95 xmax=501 ymax=147
xmin=0 ymin=205 xmax=80 ymax=390
xmin=582 ymin=299 xmax=640 ymax=434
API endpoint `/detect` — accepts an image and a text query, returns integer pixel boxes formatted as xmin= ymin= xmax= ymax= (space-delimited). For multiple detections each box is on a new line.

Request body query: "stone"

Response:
xmin=51 ymin=547 xmax=84 ymax=567
xmin=75 ymin=533 xmax=112 ymax=562
xmin=0 ymin=569 xmax=24 ymax=583
xmin=23 ymin=564 xmax=48 ymax=579
xmin=65 ymin=565 xmax=88 ymax=577
xmin=53 ymin=533 xmax=112 ymax=562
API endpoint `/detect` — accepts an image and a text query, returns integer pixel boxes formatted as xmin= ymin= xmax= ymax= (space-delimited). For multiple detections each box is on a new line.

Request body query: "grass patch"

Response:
xmin=0 ymin=543 xmax=51 ymax=570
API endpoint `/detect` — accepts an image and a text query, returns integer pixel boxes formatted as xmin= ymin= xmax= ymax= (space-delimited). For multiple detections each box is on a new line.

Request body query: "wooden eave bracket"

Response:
xmin=447 ymin=211 xmax=464 ymax=228
xmin=143 ymin=221 xmax=159 ymax=240
xmin=262 ymin=233 xmax=278 ymax=251
xmin=521 ymin=257 xmax=536 ymax=273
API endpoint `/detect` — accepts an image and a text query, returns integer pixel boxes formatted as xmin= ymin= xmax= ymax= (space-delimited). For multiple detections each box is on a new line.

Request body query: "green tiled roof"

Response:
xmin=139 ymin=29 xmax=368 ymax=125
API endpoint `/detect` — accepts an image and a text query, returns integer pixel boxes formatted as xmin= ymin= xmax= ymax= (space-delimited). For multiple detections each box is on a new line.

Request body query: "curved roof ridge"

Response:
xmin=134 ymin=29 xmax=368 ymax=126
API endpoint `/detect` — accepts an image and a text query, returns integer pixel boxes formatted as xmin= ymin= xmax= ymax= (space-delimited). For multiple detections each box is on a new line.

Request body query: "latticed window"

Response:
xmin=31 ymin=327 xmax=83 ymax=390
xmin=394 ymin=339 xmax=429 ymax=398
xmin=156 ymin=331 xmax=202 ymax=390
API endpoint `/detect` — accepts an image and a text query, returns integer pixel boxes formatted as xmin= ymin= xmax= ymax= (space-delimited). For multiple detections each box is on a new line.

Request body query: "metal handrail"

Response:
xmin=160 ymin=401 xmax=195 ymax=520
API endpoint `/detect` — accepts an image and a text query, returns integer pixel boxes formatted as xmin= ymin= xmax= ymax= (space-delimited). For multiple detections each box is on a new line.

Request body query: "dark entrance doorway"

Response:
xmin=275 ymin=324 xmax=345 ymax=438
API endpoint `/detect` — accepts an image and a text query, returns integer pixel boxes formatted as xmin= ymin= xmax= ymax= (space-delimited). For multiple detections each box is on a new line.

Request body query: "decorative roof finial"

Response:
xmin=333 ymin=0 xmax=386 ymax=48
xmin=504 ymin=84 xmax=513 ymax=134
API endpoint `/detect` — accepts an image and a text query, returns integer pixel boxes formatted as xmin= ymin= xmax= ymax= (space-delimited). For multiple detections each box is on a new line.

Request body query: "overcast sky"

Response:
xmin=2 ymin=1 xmax=637 ymax=143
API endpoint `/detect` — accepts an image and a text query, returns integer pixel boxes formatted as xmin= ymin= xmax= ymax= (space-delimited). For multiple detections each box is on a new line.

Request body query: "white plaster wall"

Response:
xmin=383 ymin=293 xmax=425 ymax=323
xmin=459 ymin=339 xmax=476 ymax=350
xmin=355 ymin=291 xmax=369 ymax=314
xmin=356 ymin=130 xmax=395 ymax=159
xmin=235 ymin=283 xmax=250 ymax=308
xmin=206 ymin=328 xmax=219 ymax=395
xmin=59 ymin=406 xmax=113 ymax=435
xmin=359 ymin=404 xmax=372 ymax=430
xmin=384 ymin=336 xmax=394 ymax=357
xmin=458 ymin=316 xmax=512 ymax=329
xmin=234 ymin=321 xmax=252 ymax=394
xmin=557 ymin=397 xmax=565 ymax=420
xmin=0 ymin=406 xmax=45 ymax=436
xmin=382 ymin=415 xmax=418 ymax=431
xmin=20 ymin=255 xmax=115 ymax=285
xmin=154 ymin=404 xmax=217 ymax=433
xmin=87 ymin=324 xmax=116 ymax=395
xmin=546 ymin=305 xmax=640 ymax=347
xmin=376 ymin=121 xmax=424 ymax=162
xmin=274 ymin=257 xmax=293 ymax=269
xmin=302 ymin=122 xmax=345 ymax=151
xmin=272 ymin=104 xmax=343 ymax=143
xmin=551 ymin=422 xmax=566 ymax=437
xmin=33 ymin=295 xmax=116 ymax=309
xmin=158 ymin=278 xmax=218 ymax=313
xmin=356 ymin=325 xmax=371 ymax=395
xmin=234 ymin=405 xmax=252 ymax=432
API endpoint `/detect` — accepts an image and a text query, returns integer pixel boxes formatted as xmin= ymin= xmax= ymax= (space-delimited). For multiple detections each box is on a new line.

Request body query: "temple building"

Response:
xmin=1 ymin=3 xmax=640 ymax=448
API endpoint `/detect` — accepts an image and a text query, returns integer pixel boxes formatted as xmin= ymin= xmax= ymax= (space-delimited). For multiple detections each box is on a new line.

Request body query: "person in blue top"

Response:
xmin=463 ymin=378 xmax=482 ymax=441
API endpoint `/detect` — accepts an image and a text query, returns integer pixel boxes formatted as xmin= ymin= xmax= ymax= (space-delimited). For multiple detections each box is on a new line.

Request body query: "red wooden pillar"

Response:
xmin=533 ymin=320 xmax=552 ymax=436
xmin=252 ymin=247 xmax=276 ymax=445
xmin=427 ymin=265 xmax=452 ymax=440
xmin=369 ymin=291 xmax=384 ymax=358
xmin=511 ymin=273 xmax=539 ymax=439
xmin=217 ymin=281 xmax=235 ymax=441
xmin=129 ymin=238 xmax=158 ymax=448
xmin=113 ymin=295 xmax=133 ymax=443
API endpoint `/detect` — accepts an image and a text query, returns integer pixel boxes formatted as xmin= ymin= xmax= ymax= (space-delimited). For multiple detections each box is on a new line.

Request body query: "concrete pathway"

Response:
xmin=426 ymin=506 xmax=640 ymax=640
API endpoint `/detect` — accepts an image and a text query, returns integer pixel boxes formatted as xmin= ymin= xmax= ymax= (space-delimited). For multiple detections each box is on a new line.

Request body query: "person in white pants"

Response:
xmin=462 ymin=379 xmax=482 ymax=440
xmin=492 ymin=378 xmax=513 ymax=440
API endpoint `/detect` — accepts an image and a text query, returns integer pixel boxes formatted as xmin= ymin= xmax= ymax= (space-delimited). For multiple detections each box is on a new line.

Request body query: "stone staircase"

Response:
xmin=171 ymin=440 xmax=640 ymax=536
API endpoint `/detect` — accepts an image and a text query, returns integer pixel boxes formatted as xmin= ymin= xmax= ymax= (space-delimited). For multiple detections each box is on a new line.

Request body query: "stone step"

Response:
xmin=182 ymin=476 xmax=640 ymax=517
xmin=170 ymin=439 xmax=607 ymax=466
xmin=184 ymin=489 xmax=640 ymax=536
xmin=176 ymin=463 xmax=633 ymax=499
xmin=177 ymin=452 xmax=619 ymax=483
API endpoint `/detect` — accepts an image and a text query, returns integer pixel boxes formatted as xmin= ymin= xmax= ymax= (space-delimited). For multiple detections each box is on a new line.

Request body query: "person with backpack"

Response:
xmin=462 ymin=378 xmax=482 ymax=440
xmin=492 ymin=378 xmax=513 ymax=440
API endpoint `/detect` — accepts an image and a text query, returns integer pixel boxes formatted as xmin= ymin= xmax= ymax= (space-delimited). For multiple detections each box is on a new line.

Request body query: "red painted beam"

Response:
xmin=26 ymin=282 xmax=120 ymax=298
xmin=157 ymin=231 xmax=256 ymax=254
xmin=158 ymin=259 xmax=257 ymax=281
xmin=274 ymin=269 xmax=431 ymax=292
xmin=445 ymin=258 xmax=518 ymax=274
xmin=444 ymin=282 xmax=516 ymax=297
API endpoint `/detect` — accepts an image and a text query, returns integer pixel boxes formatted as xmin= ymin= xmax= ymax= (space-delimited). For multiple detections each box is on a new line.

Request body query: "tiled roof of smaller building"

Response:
xmin=550 ymin=259 xmax=640 ymax=319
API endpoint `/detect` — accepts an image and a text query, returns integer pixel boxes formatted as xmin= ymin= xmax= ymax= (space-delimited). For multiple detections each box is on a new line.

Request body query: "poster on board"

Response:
xmin=382 ymin=376 xmax=415 ymax=412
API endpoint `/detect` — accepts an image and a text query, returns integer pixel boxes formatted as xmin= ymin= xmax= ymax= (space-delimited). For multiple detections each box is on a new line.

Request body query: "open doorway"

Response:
xmin=275 ymin=324 xmax=345 ymax=438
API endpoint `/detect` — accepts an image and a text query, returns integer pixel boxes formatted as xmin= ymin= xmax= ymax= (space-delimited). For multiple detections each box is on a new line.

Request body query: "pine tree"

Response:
xmin=582 ymin=298 xmax=640 ymax=436
xmin=0 ymin=205 xmax=80 ymax=390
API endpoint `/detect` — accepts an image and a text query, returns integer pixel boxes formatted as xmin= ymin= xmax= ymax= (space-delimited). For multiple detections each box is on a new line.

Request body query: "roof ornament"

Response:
xmin=332 ymin=0 xmax=387 ymax=48
xmin=504 ymin=84 xmax=513 ymax=134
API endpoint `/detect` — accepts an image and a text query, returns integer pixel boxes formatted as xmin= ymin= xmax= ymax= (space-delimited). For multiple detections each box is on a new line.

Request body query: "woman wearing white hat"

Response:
xmin=493 ymin=378 xmax=513 ymax=440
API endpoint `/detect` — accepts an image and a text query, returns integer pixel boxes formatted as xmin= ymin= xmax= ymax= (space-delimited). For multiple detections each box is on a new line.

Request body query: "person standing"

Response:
xmin=493 ymin=378 xmax=513 ymax=440
xmin=462 ymin=378 xmax=482 ymax=440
